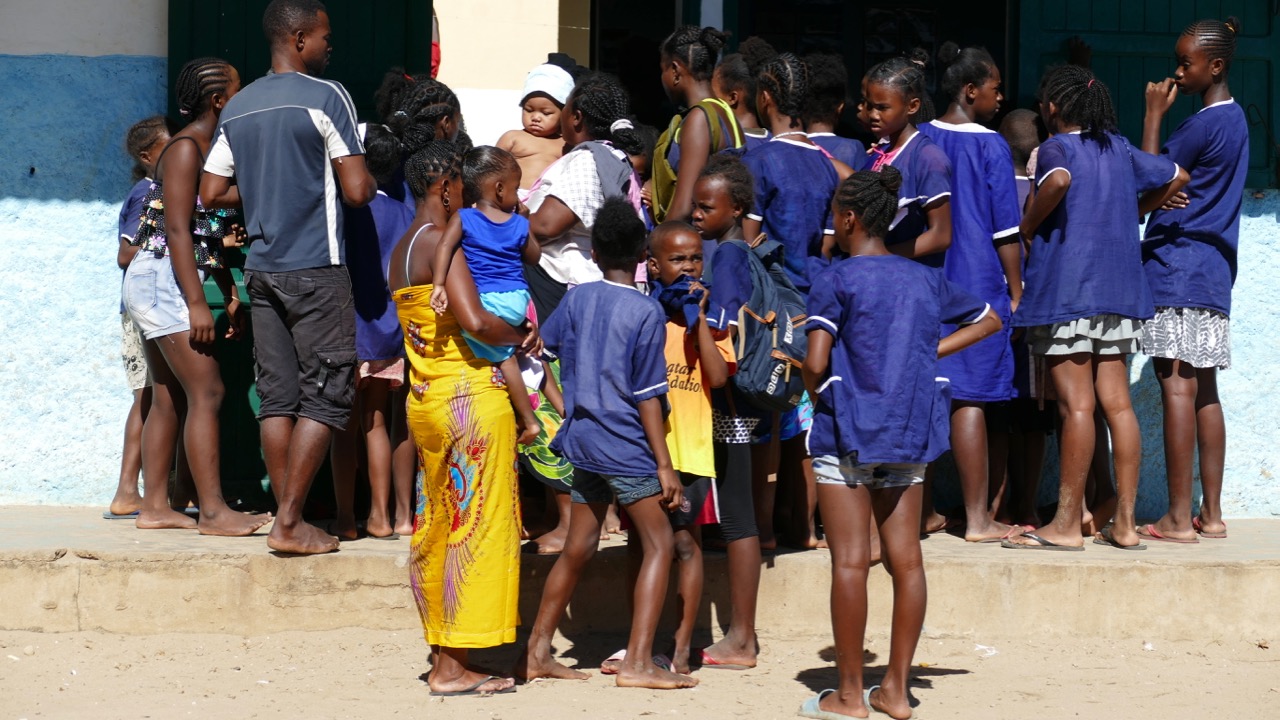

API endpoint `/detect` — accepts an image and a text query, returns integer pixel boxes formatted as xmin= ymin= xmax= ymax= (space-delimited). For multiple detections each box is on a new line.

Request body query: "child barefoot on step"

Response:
xmin=515 ymin=198 xmax=697 ymax=690
xmin=800 ymin=167 xmax=1002 ymax=720
xmin=497 ymin=61 xmax=575 ymax=194
xmin=430 ymin=146 xmax=548 ymax=444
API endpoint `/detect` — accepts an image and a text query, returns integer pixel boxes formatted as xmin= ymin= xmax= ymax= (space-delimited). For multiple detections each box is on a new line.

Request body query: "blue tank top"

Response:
xmin=459 ymin=208 xmax=530 ymax=294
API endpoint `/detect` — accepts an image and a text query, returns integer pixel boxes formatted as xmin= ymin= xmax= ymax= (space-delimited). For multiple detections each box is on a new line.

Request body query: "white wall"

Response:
xmin=0 ymin=0 xmax=167 ymax=57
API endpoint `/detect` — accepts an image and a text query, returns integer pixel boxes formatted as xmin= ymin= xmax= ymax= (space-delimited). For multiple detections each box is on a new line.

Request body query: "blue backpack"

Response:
xmin=717 ymin=237 xmax=809 ymax=413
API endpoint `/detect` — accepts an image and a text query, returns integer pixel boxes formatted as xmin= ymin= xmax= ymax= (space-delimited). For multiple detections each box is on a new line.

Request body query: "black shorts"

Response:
xmin=246 ymin=266 xmax=357 ymax=430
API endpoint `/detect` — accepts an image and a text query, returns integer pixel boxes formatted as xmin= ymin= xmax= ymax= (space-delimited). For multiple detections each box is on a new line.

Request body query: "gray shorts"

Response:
xmin=570 ymin=469 xmax=661 ymax=506
xmin=246 ymin=267 xmax=357 ymax=430
xmin=813 ymin=454 xmax=926 ymax=490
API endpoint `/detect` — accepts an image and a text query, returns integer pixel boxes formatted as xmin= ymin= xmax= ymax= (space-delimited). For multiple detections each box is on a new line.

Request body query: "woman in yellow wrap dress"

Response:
xmin=389 ymin=140 xmax=530 ymax=696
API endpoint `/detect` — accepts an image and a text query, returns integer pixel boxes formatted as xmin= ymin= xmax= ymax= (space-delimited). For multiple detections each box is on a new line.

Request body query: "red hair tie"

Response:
xmin=1087 ymin=79 xmax=1095 ymax=89
xmin=403 ymin=73 xmax=415 ymax=83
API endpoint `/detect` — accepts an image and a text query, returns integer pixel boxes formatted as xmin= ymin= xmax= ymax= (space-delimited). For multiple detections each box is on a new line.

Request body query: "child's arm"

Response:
xmin=429 ymin=213 xmax=466 ymax=313
xmin=117 ymin=238 xmax=140 ymax=270
xmin=939 ymin=311 xmax=1002 ymax=358
xmin=161 ymin=140 xmax=218 ymax=346
xmin=888 ymin=199 xmax=952 ymax=259
xmin=540 ymin=365 xmax=565 ymax=417
xmin=693 ymin=288 xmax=729 ymax=389
xmin=496 ymin=129 xmax=521 ymax=152
xmin=1020 ymin=171 xmax=1069 ymax=253
xmin=996 ymin=240 xmax=1023 ymax=312
xmin=521 ymin=230 xmax=541 ymax=265
xmin=1141 ymin=78 xmax=1178 ymax=154
xmin=209 ymin=267 xmax=245 ymax=340
xmin=802 ymin=329 xmax=834 ymax=397
xmin=1138 ymin=166 xmax=1190 ymax=216
xmin=638 ymin=396 xmax=683 ymax=512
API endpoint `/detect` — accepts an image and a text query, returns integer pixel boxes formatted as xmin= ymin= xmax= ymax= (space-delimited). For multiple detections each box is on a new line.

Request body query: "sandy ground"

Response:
xmin=1 ymin=627 xmax=1274 ymax=719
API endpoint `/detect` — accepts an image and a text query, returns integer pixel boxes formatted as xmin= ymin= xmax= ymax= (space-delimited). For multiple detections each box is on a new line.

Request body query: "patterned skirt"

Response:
xmin=1141 ymin=306 xmax=1231 ymax=369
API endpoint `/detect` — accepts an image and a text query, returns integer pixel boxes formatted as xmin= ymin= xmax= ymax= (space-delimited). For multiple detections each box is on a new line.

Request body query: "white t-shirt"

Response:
xmin=525 ymin=150 xmax=606 ymax=285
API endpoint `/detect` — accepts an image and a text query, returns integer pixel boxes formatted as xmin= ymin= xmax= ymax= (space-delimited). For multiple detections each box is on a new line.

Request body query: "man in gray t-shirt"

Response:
xmin=201 ymin=0 xmax=374 ymax=555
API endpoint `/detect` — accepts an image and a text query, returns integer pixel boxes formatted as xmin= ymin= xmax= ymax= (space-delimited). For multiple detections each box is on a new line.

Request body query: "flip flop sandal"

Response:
xmin=427 ymin=674 xmax=516 ymax=697
xmin=1092 ymin=527 xmax=1147 ymax=551
xmin=974 ymin=526 xmax=1026 ymax=544
xmin=1137 ymin=523 xmax=1199 ymax=544
xmin=699 ymin=649 xmax=754 ymax=670
xmin=102 ymin=510 xmax=140 ymax=520
xmin=1187 ymin=515 xmax=1228 ymax=538
xmin=1000 ymin=532 xmax=1085 ymax=551
xmin=798 ymin=689 xmax=861 ymax=720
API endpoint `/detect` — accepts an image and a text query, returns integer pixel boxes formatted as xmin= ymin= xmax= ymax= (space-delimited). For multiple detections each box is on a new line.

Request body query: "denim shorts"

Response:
xmin=570 ymin=468 xmax=661 ymax=506
xmin=123 ymin=252 xmax=205 ymax=340
xmin=813 ymin=454 xmax=926 ymax=490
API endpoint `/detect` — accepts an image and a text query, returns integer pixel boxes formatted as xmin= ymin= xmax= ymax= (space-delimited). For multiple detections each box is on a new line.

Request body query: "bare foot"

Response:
xmin=604 ymin=503 xmax=623 ymax=535
xmin=700 ymin=637 xmax=758 ymax=669
xmin=197 ymin=508 xmax=272 ymax=537
xmin=393 ymin=518 xmax=415 ymax=536
xmin=364 ymin=513 xmax=396 ymax=539
xmin=1087 ymin=495 xmax=1117 ymax=536
xmin=964 ymin=519 xmax=1022 ymax=543
xmin=1194 ymin=515 xmax=1227 ymax=537
xmin=326 ymin=517 xmax=359 ymax=542
xmin=108 ymin=494 xmax=142 ymax=517
xmin=515 ymin=412 xmax=540 ymax=446
xmin=428 ymin=669 xmax=514 ymax=695
xmin=921 ymin=512 xmax=949 ymax=535
xmin=267 ymin=522 xmax=340 ymax=555
xmin=136 ymin=508 xmax=198 ymax=530
xmin=816 ymin=688 xmax=869 ymax=719
xmin=532 ymin=526 xmax=566 ymax=554
xmin=615 ymin=659 xmax=698 ymax=689
xmin=513 ymin=648 xmax=590 ymax=681
xmin=869 ymin=684 xmax=913 ymax=720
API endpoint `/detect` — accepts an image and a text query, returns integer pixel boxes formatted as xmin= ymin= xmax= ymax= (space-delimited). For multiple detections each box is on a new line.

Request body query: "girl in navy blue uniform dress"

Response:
xmin=1137 ymin=18 xmax=1249 ymax=543
xmin=803 ymin=53 xmax=867 ymax=171
xmin=1005 ymin=66 xmax=1188 ymax=552
xmin=916 ymin=43 xmax=1025 ymax=543
xmin=798 ymin=167 xmax=1001 ymax=720
xmin=860 ymin=57 xmax=953 ymax=267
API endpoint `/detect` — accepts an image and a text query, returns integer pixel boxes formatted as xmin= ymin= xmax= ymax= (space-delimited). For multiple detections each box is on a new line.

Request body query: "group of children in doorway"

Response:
xmin=111 ymin=13 xmax=1247 ymax=717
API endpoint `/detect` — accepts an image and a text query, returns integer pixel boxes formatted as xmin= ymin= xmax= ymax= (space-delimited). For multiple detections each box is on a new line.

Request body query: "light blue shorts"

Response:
xmin=462 ymin=289 xmax=530 ymax=362
xmin=123 ymin=252 xmax=206 ymax=340
xmin=813 ymin=454 xmax=926 ymax=490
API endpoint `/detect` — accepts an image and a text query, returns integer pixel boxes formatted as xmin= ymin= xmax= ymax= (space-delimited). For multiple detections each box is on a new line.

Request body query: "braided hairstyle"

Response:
xmin=661 ymin=25 xmax=729 ymax=81
xmin=404 ymin=139 xmax=462 ymax=200
xmin=1037 ymin=64 xmax=1117 ymax=147
xmin=174 ymin=57 xmax=233 ymax=119
xmin=1181 ymin=16 xmax=1241 ymax=70
xmin=591 ymin=196 xmax=648 ymax=269
xmin=363 ymin=124 xmax=404 ymax=187
xmin=567 ymin=72 xmax=645 ymax=155
xmin=801 ymin=53 xmax=849 ymax=127
xmin=374 ymin=67 xmax=426 ymax=124
xmin=937 ymin=41 xmax=996 ymax=103
xmin=699 ymin=153 xmax=755 ymax=215
xmin=756 ymin=52 xmax=810 ymax=127
xmin=125 ymin=115 xmax=177 ymax=182
xmin=388 ymin=77 xmax=461 ymax=157
xmin=865 ymin=54 xmax=929 ymax=118
xmin=834 ymin=167 xmax=903 ymax=239
xmin=461 ymin=146 xmax=519 ymax=206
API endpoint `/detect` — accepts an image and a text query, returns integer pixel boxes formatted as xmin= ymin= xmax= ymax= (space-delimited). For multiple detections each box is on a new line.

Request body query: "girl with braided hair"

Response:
xmin=650 ymin=25 xmax=743 ymax=223
xmin=915 ymin=42 xmax=1027 ymax=543
xmin=800 ymin=167 xmax=1002 ymax=720
xmin=389 ymin=140 xmax=532 ymax=697
xmin=1137 ymin=17 xmax=1248 ymax=543
xmin=1003 ymin=65 xmax=1189 ymax=552
xmin=121 ymin=57 xmax=269 ymax=537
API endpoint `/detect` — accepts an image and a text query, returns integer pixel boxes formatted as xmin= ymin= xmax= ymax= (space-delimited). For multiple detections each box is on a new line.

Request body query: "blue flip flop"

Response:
xmin=798 ymin=689 xmax=860 ymax=720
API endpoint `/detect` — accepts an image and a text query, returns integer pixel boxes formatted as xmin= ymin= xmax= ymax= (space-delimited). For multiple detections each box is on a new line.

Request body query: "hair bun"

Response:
xmin=739 ymin=36 xmax=778 ymax=75
xmin=1224 ymin=15 xmax=1240 ymax=34
xmin=908 ymin=47 xmax=930 ymax=71
xmin=876 ymin=166 xmax=904 ymax=196
xmin=699 ymin=26 xmax=729 ymax=55
xmin=937 ymin=41 xmax=961 ymax=67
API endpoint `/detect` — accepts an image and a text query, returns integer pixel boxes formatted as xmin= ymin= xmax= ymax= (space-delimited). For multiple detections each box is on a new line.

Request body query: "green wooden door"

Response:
xmin=1017 ymin=0 xmax=1280 ymax=187
xmin=168 ymin=0 xmax=434 ymax=123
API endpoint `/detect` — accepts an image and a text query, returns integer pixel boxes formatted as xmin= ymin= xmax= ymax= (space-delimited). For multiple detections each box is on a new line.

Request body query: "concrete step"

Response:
xmin=3 ymin=508 xmax=1276 ymax=642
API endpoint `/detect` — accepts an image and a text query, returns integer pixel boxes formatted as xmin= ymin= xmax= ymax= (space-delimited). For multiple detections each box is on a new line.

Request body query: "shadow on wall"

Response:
xmin=0 ymin=55 xmax=167 ymax=203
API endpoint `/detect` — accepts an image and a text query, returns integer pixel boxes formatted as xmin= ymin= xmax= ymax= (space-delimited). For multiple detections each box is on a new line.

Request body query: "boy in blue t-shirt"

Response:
xmin=516 ymin=198 xmax=698 ymax=691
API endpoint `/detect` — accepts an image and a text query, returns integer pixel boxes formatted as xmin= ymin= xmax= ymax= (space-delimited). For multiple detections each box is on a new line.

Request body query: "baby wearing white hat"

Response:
xmin=497 ymin=63 xmax=577 ymax=192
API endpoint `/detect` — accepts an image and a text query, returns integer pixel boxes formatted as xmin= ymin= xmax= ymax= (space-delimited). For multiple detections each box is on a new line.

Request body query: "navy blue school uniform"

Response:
xmin=875 ymin=131 xmax=952 ymax=269
xmin=345 ymin=189 xmax=415 ymax=361
xmin=541 ymin=280 xmax=670 ymax=476
xmin=1013 ymin=131 xmax=1179 ymax=328
xmin=809 ymin=132 xmax=867 ymax=171
xmin=917 ymin=120 xmax=1023 ymax=402
xmin=806 ymin=255 xmax=990 ymax=463
xmin=741 ymin=136 xmax=839 ymax=292
xmin=1142 ymin=100 xmax=1249 ymax=316
xmin=117 ymin=178 xmax=151 ymax=313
